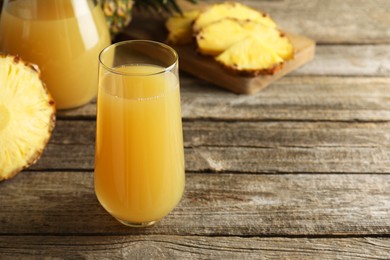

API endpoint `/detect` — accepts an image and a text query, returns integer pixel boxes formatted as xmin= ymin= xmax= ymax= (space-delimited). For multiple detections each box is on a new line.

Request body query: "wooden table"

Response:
xmin=1 ymin=0 xmax=390 ymax=258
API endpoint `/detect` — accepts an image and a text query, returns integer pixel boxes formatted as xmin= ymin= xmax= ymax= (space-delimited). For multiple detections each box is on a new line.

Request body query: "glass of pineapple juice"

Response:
xmin=95 ymin=40 xmax=185 ymax=227
xmin=0 ymin=0 xmax=110 ymax=109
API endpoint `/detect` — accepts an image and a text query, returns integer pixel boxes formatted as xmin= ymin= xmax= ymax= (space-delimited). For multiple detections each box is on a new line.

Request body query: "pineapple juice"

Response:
xmin=95 ymin=65 xmax=185 ymax=224
xmin=0 ymin=0 xmax=110 ymax=109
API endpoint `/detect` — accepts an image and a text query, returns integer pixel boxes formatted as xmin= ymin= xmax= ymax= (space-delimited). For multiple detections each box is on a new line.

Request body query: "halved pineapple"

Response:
xmin=166 ymin=10 xmax=200 ymax=45
xmin=0 ymin=55 xmax=55 ymax=181
xmin=193 ymin=2 xmax=276 ymax=32
xmin=216 ymin=37 xmax=284 ymax=76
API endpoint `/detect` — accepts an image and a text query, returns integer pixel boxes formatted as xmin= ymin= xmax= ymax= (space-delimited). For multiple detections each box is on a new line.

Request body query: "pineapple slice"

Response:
xmin=196 ymin=18 xmax=248 ymax=56
xmin=216 ymin=37 xmax=284 ymax=76
xmin=166 ymin=2 xmax=294 ymax=76
xmin=196 ymin=18 xmax=294 ymax=74
xmin=0 ymin=55 xmax=55 ymax=181
xmin=242 ymin=22 xmax=294 ymax=61
xmin=193 ymin=2 xmax=276 ymax=32
xmin=166 ymin=10 xmax=200 ymax=45
xmin=196 ymin=19 xmax=294 ymax=59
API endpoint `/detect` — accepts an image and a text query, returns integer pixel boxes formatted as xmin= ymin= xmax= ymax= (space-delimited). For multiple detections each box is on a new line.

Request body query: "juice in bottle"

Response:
xmin=94 ymin=65 xmax=185 ymax=224
xmin=0 ymin=0 xmax=110 ymax=109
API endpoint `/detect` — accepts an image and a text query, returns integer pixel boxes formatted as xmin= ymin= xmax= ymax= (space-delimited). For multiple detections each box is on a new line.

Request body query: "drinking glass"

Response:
xmin=95 ymin=40 xmax=185 ymax=227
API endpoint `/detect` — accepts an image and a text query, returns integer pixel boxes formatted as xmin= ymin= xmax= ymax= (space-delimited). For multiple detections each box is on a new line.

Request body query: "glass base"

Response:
xmin=115 ymin=218 xmax=159 ymax=228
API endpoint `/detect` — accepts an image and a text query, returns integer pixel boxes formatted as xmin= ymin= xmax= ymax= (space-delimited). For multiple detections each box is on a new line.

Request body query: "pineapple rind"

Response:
xmin=0 ymin=55 xmax=55 ymax=181
xmin=193 ymin=2 xmax=276 ymax=32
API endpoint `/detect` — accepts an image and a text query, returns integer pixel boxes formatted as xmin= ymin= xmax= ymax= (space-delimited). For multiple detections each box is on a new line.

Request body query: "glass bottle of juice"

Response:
xmin=0 ymin=0 xmax=110 ymax=109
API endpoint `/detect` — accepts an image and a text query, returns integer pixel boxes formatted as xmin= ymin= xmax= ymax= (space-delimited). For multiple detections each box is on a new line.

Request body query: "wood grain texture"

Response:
xmin=179 ymin=76 xmax=390 ymax=122
xmin=296 ymin=45 xmax=390 ymax=76
xmin=31 ymin=144 xmax=390 ymax=173
xmin=51 ymin=120 xmax=390 ymax=148
xmin=0 ymin=172 xmax=389 ymax=236
xmin=31 ymin=119 xmax=390 ymax=173
xmin=1 ymin=236 xmax=389 ymax=259
xmin=58 ymin=76 xmax=390 ymax=121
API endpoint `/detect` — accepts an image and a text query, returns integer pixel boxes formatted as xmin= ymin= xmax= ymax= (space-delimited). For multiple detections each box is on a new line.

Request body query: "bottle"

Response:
xmin=0 ymin=0 xmax=111 ymax=109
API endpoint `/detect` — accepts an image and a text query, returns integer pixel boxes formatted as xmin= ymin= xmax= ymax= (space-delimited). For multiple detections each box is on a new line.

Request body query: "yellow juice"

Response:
xmin=0 ymin=0 xmax=110 ymax=109
xmin=94 ymin=65 xmax=185 ymax=224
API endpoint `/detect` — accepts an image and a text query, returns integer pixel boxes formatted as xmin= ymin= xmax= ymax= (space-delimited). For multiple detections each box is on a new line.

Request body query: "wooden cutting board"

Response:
xmin=119 ymin=10 xmax=315 ymax=94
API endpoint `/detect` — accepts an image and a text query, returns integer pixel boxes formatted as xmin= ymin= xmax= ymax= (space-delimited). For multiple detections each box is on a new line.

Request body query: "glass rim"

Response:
xmin=98 ymin=40 xmax=178 ymax=76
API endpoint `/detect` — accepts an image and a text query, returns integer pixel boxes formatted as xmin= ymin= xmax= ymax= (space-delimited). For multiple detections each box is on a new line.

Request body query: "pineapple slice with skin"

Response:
xmin=166 ymin=10 xmax=200 ymax=45
xmin=196 ymin=18 xmax=294 ymax=59
xmin=165 ymin=2 xmax=294 ymax=76
xmin=0 ymin=55 xmax=55 ymax=181
xmin=216 ymin=37 xmax=285 ymax=76
xmin=193 ymin=2 xmax=276 ymax=32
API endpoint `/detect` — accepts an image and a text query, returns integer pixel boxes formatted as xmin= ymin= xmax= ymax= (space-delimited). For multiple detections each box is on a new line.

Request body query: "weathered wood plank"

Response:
xmin=186 ymin=146 xmax=390 ymax=173
xmin=58 ymin=76 xmax=390 ymax=121
xmin=0 ymin=172 xmax=389 ymax=235
xmin=1 ymin=236 xmax=389 ymax=259
xmin=32 ymin=119 xmax=390 ymax=173
xmin=233 ymin=0 xmax=390 ymax=44
xmin=184 ymin=121 xmax=390 ymax=148
xmin=180 ymin=77 xmax=390 ymax=122
xmin=296 ymin=45 xmax=390 ymax=76
xmin=31 ymin=144 xmax=390 ymax=173
xmin=52 ymin=120 xmax=390 ymax=148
